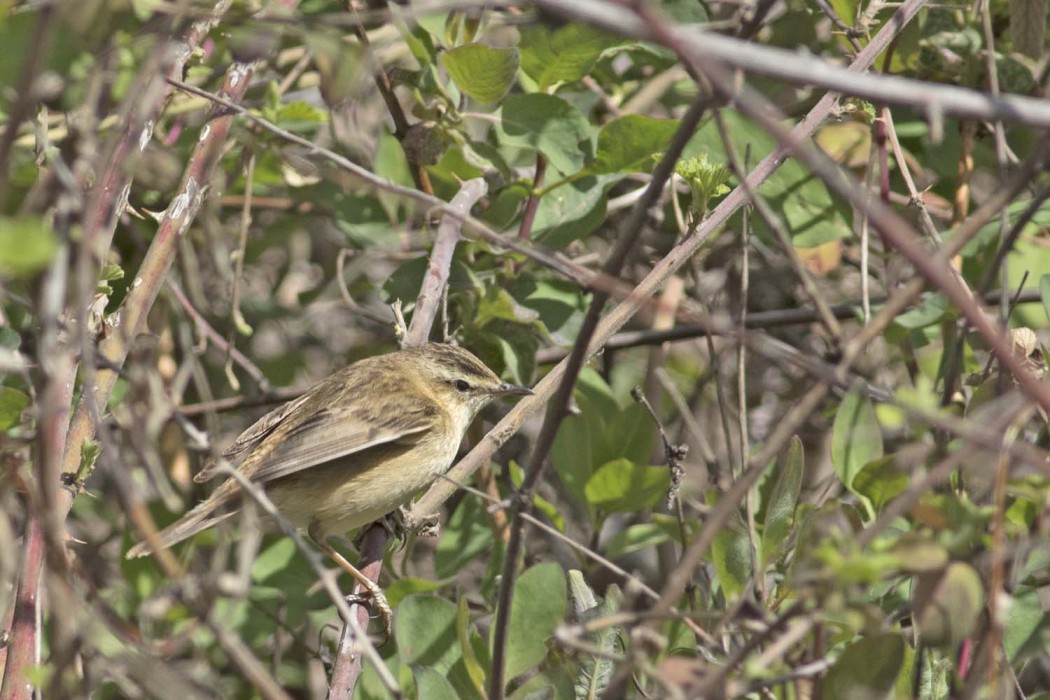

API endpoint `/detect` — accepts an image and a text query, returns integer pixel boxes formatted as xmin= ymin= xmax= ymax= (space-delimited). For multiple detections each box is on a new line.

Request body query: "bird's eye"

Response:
xmin=454 ymin=379 xmax=471 ymax=392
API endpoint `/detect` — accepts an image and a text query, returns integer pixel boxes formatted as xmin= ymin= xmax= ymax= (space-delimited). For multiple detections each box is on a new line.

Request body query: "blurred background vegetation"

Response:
xmin=0 ymin=0 xmax=1049 ymax=698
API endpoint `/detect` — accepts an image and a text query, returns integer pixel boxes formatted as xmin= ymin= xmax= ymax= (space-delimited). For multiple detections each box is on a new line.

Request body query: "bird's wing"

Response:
xmin=242 ymin=403 xmax=437 ymax=485
xmin=193 ymin=393 xmax=315 ymax=484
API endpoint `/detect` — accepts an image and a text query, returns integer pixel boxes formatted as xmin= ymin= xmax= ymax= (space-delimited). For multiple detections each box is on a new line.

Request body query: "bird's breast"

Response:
xmin=266 ymin=427 xmax=463 ymax=537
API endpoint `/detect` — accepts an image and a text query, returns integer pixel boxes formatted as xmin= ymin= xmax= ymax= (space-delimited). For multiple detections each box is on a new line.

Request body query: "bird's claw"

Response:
xmin=345 ymin=584 xmax=393 ymax=645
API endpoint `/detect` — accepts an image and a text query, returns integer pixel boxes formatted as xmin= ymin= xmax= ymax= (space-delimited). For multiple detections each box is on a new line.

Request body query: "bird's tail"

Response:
xmin=125 ymin=500 xmax=236 ymax=559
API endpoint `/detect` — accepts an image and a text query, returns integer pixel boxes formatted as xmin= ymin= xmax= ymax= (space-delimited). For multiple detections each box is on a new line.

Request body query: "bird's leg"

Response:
xmin=352 ymin=507 xmax=439 ymax=553
xmin=308 ymin=524 xmax=392 ymax=641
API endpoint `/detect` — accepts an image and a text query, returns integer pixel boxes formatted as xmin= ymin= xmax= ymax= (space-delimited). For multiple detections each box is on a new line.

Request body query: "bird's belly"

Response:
xmin=265 ymin=439 xmax=456 ymax=537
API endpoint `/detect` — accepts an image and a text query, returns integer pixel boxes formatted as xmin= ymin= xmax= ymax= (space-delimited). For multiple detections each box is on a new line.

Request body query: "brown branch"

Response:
xmin=405 ymin=179 xmax=488 ymax=346
xmin=166 ymin=281 xmax=271 ymax=391
xmin=164 ymin=77 xmax=602 ymax=292
xmin=517 ymin=154 xmax=547 ymax=240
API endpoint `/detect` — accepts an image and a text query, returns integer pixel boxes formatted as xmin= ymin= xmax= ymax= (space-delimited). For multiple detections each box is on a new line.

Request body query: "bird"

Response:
xmin=127 ymin=342 xmax=532 ymax=627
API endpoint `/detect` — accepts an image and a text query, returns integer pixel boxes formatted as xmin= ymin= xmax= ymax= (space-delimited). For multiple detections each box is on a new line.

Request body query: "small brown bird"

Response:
xmin=127 ymin=343 xmax=531 ymax=621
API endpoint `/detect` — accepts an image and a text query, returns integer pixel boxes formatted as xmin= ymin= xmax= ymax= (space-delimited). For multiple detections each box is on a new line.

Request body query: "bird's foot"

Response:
xmin=344 ymin=581 xmax=393 ymax=645
xmin=394 ymin=507 xmax=441 ymax=539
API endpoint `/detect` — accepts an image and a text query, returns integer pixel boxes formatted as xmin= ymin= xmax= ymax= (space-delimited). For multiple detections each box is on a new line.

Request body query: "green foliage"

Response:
xmin=831 ymin=385 xmax=884 ymax=498
xmin=7 ymin=2 xmax=1050 ymax=698
xmin=0 ymin=386 xmax=28 ymax=431
xmin=518 ymin=24 xmax=619 ymax=90
xmin=709 ymin=498 xmax=753 ymax=598
xmin=584 ymin=459 xmax=671 ymax=513
xmin=396 ymin=595 xmax=462 ymax=673
xmin=0 ymin=217 xmax=58 ymax=277
xmin=442 ymin=44 xmax=519 ymax=104
xmin=496 ymin=562 xmax=567 ymax=685
xmin=495 ymin=94 xmax=592 ymax=175
xmin=591 ymin=115 xmax=679 ymax=175
xmin=822 ymin=633 xmax=905 ymax=698
xmin=686 ymin=109 xmax=852 ymax=246
xmin=673 ymin=152 xmax=732 ymax=217
xmin=761 ymin=436 xmax=804 ymax=563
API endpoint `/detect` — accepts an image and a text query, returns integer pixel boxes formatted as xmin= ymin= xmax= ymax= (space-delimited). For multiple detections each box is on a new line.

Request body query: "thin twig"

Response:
xmin=166 ymin=281 xmax=271 ymax=391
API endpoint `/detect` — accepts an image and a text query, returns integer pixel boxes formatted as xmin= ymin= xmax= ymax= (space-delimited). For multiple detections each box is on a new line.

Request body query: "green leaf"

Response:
xmin=831 ymin=386 xmax=883 ymax=492
xmin=496 ymin=94 xmax=591 ymax=175
xmin=518 ymin=24 xmax=619 ymax=90
xmin=604 ymin=403 xmax=656 ymax=468
xmin=532 ymin=176 xmax=608 ymax=247
xmin=762 ymin=436 xmax=803 ymax=563
xmin=852 ymin=456 xmax=908 ymax=512
xmin=435 ymin=495 xmax=494 ymax=579
xmin=552 ymin=403 xmax=597 ymax=508
xmin=251 ymin=539 xmax=297 ymax=584
xmin=509 ymin=666 xmax=576 ymax=700
xmin=382 ymin=252 xmax=480 ymax=306
xmin=590 ymin=115 xmax=679 ymax=175
xmin=96 ymin=263 xmax=125 ymax=295
xmin=604 ymin=522 xmax=677 ymax=559
xmin=568 ymin=571 xmax=619 ymax=700
xmin=709 ymin=498 xmax=752 ymax=597
xmin=396 ymin=595 xmax=461 ymax=673
xmin=442 ymin=43 xmax=519 ymax=104
xmin=1004 ymin=588 xmax=1050 ymax=663
xmin=891 ymin=293 xmax=952 ymax=330
xmin=385 ymin=577 xmax=444 ymax=609
xmin=511 ymin=275 xmax=586 ymax=337
xmin=475 ymin=287 xmax=541 ymax=328
xmin=584 ymin=459 xmax=670 ymax=513
xmin=0 ymin=387 xmax=29 ymax=431
xmin=414 ymin=667 xmax=460 ymax=700
xmin=686 ymin=110 xmax=850 ymax=246
xmin=332 ymin=193 xmax=398 ymax=247
xmin=499 ymin=562 xmax=567 ymax=684
xmin=822 ymin=633 xmax=905 ymax=697
xmin=0 ymin=217 xmax=58 ymax=277
xmin=457 ymin=596 xmax=486 ymax=698
xmin=913 ymin=563 xmax=985 ymax=648
xmin=663 ymin=0 xmax=711 ymax=21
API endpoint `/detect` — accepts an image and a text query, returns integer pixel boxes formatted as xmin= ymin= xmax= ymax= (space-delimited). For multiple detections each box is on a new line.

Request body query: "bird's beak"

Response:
xmin=495 ymin=382 xmax=533 ymax=397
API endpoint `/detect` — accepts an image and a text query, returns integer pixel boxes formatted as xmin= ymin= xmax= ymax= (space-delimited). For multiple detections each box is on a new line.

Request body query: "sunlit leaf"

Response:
xmin=590 ymin=115 xmax=679 ymax=175
xmin=498 ymin=562 xmax=567 ymax=684
xmin=584 ymin=459 xmax=670 ymax=513
xmin=519 ymin=24 xmax=618 ymax=90
xmin=442 ymin=43 xmax=519 ymax=104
